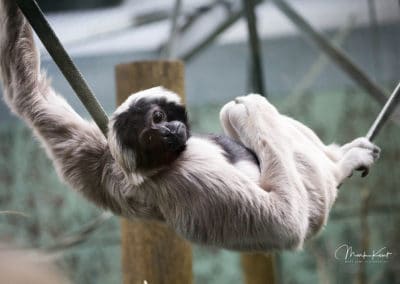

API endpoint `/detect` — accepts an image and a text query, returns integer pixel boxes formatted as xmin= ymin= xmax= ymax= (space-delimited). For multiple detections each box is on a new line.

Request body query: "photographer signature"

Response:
xmin=335 ymin=244 xmax=392 ymax=263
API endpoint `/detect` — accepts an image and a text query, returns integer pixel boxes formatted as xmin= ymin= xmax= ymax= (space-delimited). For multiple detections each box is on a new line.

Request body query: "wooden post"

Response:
xmin=241 ymin=253 xmax=277 ymax=284
xmin=115 ymin=61 xmax=193 ymax=284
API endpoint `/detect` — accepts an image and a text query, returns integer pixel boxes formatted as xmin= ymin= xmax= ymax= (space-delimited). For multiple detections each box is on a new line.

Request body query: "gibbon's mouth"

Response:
xmin=161 ymin=122 xmax=188 ymax=151
xmin=164 ymin=130 xmax=187 ymax=151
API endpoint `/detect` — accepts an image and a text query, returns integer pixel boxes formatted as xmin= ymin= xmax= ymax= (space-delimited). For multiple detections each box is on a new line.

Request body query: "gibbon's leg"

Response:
xmin=0 ymin=0 xmax=162 ymax=219
xmin=219 ymin=95 xmax=376 ymax=240
xmin=218 ymin=94 xmax=313 ymax=246
xmin=221 ymin=95 xmax=380 ymax=186
xmin=282 ymin=115 xmax=380 ymax=181
xmin=220 ymin=95 xmax=304 ymax=191
xmin=282 ymin=115 xmax=343 ymax=162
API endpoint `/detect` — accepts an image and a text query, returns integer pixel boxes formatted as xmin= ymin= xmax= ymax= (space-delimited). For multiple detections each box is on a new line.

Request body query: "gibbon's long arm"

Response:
xmin=0 ymin=0 xmax=380 ymax=251
xmin=0 ymin=0 xmax=147 ymax=218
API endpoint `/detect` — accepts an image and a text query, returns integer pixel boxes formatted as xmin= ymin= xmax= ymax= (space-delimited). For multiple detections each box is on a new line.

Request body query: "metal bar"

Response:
xmin=181 ymin=0 xmax=263 ymax=61
xmin=367 ymin=0 xmax=381 ymax=78
xmin=283 ymin=19 xmax=353 ymax=111
xmin=272 ymin=0 xmax=388 ymax=106
xmin=243 ymin=0 xmax=266 ymax=96
xmin=366 ymin=82 xmax=400 ymax=141
xmin=16 ymin=0 xmax=109 ymax=135
xmin=164 ymin=0 xmax=182 ymax=59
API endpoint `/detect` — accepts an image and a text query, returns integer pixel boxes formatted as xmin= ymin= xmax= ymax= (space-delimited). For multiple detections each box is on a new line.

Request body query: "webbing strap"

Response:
xmin=16 ymin=0 xmax=109 ymax=136
xmin=367 ymin=82 xmax=400 ymax=141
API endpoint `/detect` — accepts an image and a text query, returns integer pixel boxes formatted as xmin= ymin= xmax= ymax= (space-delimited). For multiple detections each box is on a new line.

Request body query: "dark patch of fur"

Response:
xmin=208 ymin=134 xmax=259 ymax=165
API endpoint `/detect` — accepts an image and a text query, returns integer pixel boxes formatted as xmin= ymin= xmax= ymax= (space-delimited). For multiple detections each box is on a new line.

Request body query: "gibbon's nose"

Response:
xmin=164 ymin=122 xmax=187 ymax=151
xmin=159 ymin=125 xmax=171 ymax=136
xmin=166 ymin=121 xmax=184 ymax=135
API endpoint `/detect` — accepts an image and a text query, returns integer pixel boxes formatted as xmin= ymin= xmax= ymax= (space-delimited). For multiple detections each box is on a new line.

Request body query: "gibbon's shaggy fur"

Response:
xmin=0 ymin=0 xmax=380 ymax=251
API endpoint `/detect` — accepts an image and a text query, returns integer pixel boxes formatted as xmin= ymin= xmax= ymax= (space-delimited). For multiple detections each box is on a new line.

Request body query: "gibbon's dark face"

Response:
xmin=113 ymin=95 xmax=190 ymax=171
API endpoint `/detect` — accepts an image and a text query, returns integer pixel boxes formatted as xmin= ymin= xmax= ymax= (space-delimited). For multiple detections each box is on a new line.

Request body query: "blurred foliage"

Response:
xmin=0 ymin=87 xmax=399 ymax=283
xmin=0 ymin=123 xmax=121 ymax=283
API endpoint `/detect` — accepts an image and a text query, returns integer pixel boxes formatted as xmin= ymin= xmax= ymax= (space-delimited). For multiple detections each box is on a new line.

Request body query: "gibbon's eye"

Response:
xmin=153 ymin=110 xmax=166 ymax=124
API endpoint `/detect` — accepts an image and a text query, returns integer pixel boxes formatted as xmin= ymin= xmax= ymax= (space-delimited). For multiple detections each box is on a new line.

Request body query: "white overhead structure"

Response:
xmin=38 ymin=0 xmax=399 ymax=57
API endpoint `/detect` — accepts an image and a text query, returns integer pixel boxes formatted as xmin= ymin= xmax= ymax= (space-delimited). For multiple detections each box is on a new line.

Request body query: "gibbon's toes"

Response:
xmin=355 ymin=166 xmax=369 ymax=178
xmin=372 ymin=145 xmax=381 ymax=158
xmin=361 ymin=139 xmax=381 ymax=155
xmin=343 ymin=137 xmax=381 ymax=154
xmin=234 ymin=94 xmax=263 ymax=105
xmin=353 ymin=147 xmax=379 ymax=177
xmin=220 ymin=99 xmax=251 ymax=141
xmin=364 ymin=146 xmax=380 ymax=162
xmin=237 ymin=94 xmax=279 ymax=117
xmin=219 ymin=101 xmax=241 ymax=141
xmin=234 ymin=97 xmax=244 ymax=104
xmin=342 ymin=146 xmax=378 ymax=179
xmin=372 ymin=148 xmax=380 ymax=161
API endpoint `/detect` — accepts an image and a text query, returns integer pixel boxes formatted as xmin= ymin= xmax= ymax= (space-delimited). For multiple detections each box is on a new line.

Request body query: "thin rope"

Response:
xmin=14 ymin=0 xmax=112 ymax=249
xmin=15 ymin=0 xmax=109 ymax=136
xmin=366 ymin=82 xmax=400 ymax=141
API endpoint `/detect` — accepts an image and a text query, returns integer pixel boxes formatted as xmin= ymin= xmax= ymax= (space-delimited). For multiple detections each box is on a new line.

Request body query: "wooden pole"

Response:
xmin=241 ymin=253 xmax=277 ymax=284
xmin=115 ymin=61 xmax=192 ymax=284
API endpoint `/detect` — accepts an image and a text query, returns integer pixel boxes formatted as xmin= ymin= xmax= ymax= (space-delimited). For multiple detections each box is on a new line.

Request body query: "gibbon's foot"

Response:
xmin=219 ymin=101 xmax=243 ymax=142
xmin=220 ymin=94 xmax=280 ymax=146
xmin=341 ymin=137 xmax=381 ymax=155
xmin=339 ymin=138 xmax=380 ymax=179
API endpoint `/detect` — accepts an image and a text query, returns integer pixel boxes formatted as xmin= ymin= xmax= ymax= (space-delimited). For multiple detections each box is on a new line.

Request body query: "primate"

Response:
xmin=107 ymin=88 xmax=260 ymax=186
xmin=0 ymin=0 xmax=379 ymax=251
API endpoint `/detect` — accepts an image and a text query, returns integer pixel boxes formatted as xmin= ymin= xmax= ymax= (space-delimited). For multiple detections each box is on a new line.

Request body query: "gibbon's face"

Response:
xmin=111 ymin=87 xmax=190 ymax=171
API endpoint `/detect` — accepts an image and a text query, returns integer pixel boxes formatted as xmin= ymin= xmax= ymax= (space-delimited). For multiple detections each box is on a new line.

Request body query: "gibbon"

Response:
xmin=0 ymin=0 xmax=379 ymax=251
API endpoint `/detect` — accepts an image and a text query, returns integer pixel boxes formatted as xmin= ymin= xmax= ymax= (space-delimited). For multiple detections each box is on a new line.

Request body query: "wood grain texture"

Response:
xmin=116 ymin=60 xmax=192 ymax=284
xmin=241 ymin=253 xmax=277 ymax=284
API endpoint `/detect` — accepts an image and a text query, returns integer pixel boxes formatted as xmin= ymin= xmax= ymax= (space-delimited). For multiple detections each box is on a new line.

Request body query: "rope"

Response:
xmin=14 ymin=0 xmax=112 ymax=250
xmin=15 ymin=0 xmax=109 ymax=136
xmin=366 ymin=82 xmax=400 ymax=141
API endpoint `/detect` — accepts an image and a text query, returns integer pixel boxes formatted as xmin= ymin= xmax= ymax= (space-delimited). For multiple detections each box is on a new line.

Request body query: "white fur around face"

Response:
xmin=113 ymin=86 xmax=182 ymax=117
